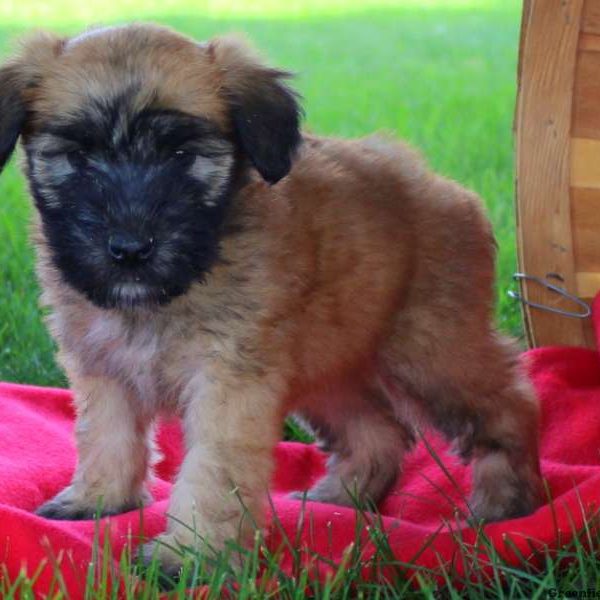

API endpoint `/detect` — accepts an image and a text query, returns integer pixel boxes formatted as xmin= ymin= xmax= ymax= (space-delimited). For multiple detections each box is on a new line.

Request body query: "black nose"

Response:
xmin=108 ymin=233 xmax=154 ymax=263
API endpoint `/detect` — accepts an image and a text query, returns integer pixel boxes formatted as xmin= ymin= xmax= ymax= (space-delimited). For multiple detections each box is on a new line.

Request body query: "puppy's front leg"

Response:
xmin=36 ymin=375 xmax=152 ymax=519
xmin=138 ymin=371 xmax=282 ymax=575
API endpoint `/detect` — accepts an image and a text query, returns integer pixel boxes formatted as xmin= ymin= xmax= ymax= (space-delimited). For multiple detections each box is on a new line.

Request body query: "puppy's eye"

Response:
xmin=173 ymin=149 xmax=196 ymax=166
xmin=66 ymin=149 xmax=87 ymax=168
xmin=174 ymin=149 xmax=196 ymax=159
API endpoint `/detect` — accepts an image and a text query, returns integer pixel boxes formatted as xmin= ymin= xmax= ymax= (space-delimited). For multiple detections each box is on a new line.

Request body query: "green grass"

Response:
xmin=2 ymin=0 xmax=584 ymax=597
xmin=0 ymin=0 xmax=523 ymax=385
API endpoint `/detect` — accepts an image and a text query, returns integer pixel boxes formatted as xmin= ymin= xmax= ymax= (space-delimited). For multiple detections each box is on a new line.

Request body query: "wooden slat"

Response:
xmin=516 ymin=0 xmax=532 ymax=97
xmin=583 ymin=317 xmax=597 ymax=347
xmin=583 ymin=0 xmax=600 ymax=34
xmin=573 ymin=50 xmax=600 ymax=138
xmin=515 ymin=0 xmax=588 ymax=348
xmin=513 ymin=0 xmax=533 ymax=336
xmin=576 ymin=271 xmax=600 ymax=296
xmin=571 ymin=187 xmax=600 ymax=272
xmin=572 ymin=138 xmax=600 ymax=188
xmin=579 ymin=32 xmax=600 ymax=50
xmin=569 ymin=27 xmax=600 ymax=352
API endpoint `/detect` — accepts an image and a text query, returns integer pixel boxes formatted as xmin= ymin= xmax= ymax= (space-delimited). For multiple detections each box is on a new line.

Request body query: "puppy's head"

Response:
xmin=0 ymin=25 xmax=301 ymax=309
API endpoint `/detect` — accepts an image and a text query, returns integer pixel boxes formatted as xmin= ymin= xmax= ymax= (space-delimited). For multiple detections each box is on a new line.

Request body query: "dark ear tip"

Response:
xmin=261 ymin=159 xmax=292 ymax=185
xmin=257 ymin=135 xmax=304 ymax=184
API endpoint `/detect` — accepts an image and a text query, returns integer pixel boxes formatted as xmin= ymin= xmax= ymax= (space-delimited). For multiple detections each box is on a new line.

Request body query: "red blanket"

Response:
xmin=2 ymin=307 xmax=600 ymax=596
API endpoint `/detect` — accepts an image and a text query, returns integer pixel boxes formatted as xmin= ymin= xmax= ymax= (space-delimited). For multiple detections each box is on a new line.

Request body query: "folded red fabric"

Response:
xmin=2 ymin=301 xmax=600 ymax=596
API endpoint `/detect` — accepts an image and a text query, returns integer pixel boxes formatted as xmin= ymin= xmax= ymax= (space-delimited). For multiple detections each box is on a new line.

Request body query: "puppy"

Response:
xmin=0 ymin=24 xmax=542 ymax=574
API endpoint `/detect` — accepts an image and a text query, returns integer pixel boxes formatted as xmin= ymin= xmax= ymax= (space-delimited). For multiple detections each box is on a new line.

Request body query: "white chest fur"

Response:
xmin=63 ymin=308 xmax=166 ymax=409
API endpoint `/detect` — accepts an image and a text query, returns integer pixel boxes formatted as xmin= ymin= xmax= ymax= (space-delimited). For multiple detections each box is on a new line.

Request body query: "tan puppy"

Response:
xmin=0 ymin=24 xmax=542 ymax=576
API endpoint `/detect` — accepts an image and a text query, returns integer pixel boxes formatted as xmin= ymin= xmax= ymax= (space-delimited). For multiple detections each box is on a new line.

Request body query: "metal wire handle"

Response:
xmin=508 ymin=273 xmax=591 ymax=319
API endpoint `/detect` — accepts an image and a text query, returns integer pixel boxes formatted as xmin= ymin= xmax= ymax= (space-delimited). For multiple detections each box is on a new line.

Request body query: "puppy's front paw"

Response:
xmin=36 ymin=485 xmax=149 ymax=520
xmin=134 ymin=532 xmax=244 ymax=590
xmin=289 ymin=489 xmax=350 ymax=506
xmin=135 ymin=536 xmax=186 ymax=590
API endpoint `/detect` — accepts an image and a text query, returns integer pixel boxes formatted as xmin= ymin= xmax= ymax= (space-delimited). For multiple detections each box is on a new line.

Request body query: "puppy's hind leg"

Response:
xmin=466 ymin=375 xmax=543 ymax=522
xmin=383 ymin=335 xmax=543 ymax=523
xmin=292 ymin=389 xmax=413 ymax=507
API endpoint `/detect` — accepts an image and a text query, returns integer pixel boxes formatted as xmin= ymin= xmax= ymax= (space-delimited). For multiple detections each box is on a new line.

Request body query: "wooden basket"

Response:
xmin=515 ymin=0 xmax=600 ymax=348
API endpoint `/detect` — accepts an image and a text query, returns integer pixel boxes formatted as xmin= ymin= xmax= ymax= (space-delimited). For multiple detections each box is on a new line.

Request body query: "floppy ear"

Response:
xmin=0 ymin=66 xmax=26 ymax=173
xmin=0 ymin=32 xmax=64 ymax=174
xmin=209 ymin=36 xmax=302 ymax=184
